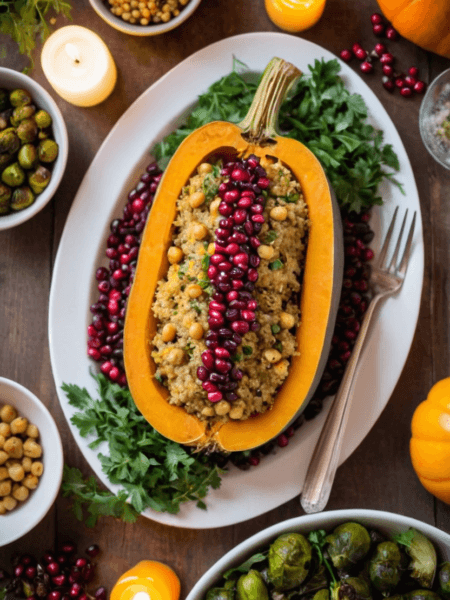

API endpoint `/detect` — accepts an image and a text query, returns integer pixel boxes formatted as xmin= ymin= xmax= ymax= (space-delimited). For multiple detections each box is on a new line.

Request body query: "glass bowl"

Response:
xmin=419 ymin=67 xmax=450 ymax=170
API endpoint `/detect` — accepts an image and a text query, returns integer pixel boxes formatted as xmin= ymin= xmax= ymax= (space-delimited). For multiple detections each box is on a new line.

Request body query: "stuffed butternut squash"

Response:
xmin=124 ymin=57 xmax=343 ymax=451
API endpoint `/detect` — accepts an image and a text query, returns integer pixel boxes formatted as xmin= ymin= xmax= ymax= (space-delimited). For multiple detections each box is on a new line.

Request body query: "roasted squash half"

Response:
xmin=124 ymin=58 xmax=343 ymax=451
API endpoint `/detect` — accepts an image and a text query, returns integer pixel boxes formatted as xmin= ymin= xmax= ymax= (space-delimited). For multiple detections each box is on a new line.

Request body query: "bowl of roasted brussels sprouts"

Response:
xmin=186 ymin=510 xmax=450 ymax=600
xmin=0 ymin=68 xmax=68 ymax=230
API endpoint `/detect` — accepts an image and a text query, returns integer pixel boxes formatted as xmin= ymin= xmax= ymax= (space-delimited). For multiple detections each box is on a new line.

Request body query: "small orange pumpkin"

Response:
xmin=410 ymin=377 xmax=450 ymax=504
xmin=377 ymin=0 xmax=450 ymax=58
xmin=110 ymin=561 xmax=180 ymax=600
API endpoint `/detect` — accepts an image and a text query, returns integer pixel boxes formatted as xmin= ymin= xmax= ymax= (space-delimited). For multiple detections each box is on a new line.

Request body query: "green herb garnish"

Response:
xmin=61 ymin=374 xmax=223 ymax=523
xmin=201 ymin=254 xmax=210 ymax=271
xmin=275 ymin=342 xmax=283 ymax=352
xmin=393 ymin=528 xmax=416 ymax=548
xmin=271 ymin=324 xmax=281 ymax=334
xmin=243 ymin=346 xmax=253 ymax=356
xmin=189 ymin=300 xmax=202 ymax=315
xmin=232 ymin=354 xmax=242 ymax=363
xmin=270 ymin=259 xmax=284 ymax=270
xmin=184 ymin=342 xmax=194 ymax=357
xmin=155 ymin=373 xmax=163 ymax=384
xmin=265 ymin=230 xmax=278 ymax=244
xmin=202 ymin=173 xmax=219 ymax=202
xmin=223 ymin=552 xmax=268 ymax=580
xmin=308 ymin=530 xmax=337 ymax=585
xmin=284 ymin=192 xmax=299 ymax=203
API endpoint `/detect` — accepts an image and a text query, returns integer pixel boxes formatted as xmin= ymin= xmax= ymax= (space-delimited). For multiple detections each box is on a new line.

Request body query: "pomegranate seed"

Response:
xmin=414 ymin=80 xmax=426 ymax=94
xmin=25 ymin=566 xmax=37 ymax=579
xmin=340 ymin=350 xmax=352 ymax=362
xmin=404 ymin=75 xmax=417 ymax=87
xmin=409 ymin=66 xmax=419 ymax=77
xmin=395 ymin=77 xmax=405 ymax=88
xmin=400 ymin=86 xmax=412 ymax=97
xmin=94 ymin=588 xmax=107 ymax=600
xmin=365 ymin=248 xmax=374 ymax=261
xmin=277 ymin=434 xmax=289 ymax=447
xmin=53 ymin=575 xmax=66 ymax=587
xmin=70 ymin=584 xmax=82 ymax=598
xmin=360 ymin=61 xmax=373 ymax=74
xmin=100 ymin=361 xmax=112 ymax=375
xmin=352 ymin=43 xmax=362 ymax=54
xmin=354 ymin=48 xmax=367 ymax=61
xmin=208 ymin=391 xmax=223 ymax=403
xmin=14 ymin=565 xmax=24 ymax=577
xmin=370 ymin=12 xmax=383 ymax=24
xmin=47 ymin=562 xmax=60 ymax=576
xmin=43 ymin=552 xmax=54 ymax=564
xmin=380 ymin=53 xmax=394 ymax=65
xmin=340 ymin=49 xmax=352 ymax=62
xmin=88 ymin=348 xmax=101 ymax=361
xmin=386 ymin=26 xmax=398 ymax=40
xmin=79 ymin=595 xmax=88 ymax=600
xmin=374 ymin=42 xmax=387 ymax=55
xmin=248 ymin=456 xmax=260 ymax=466
xmin=372 ymin=24 xmax=385 ymax=36
xmin=75 ymin=558 xmax=87 ymax=569
xmin=382 ymin=64 xmax=394 ymax=76
xmin=48 ymin=593 xmax=61 ymax=600
xmin=109 ymin=367 xmax=120 ymax=381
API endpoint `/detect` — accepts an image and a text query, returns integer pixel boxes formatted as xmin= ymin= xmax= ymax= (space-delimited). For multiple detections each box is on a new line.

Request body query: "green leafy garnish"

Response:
xmin=270 ymin=259 xmax=284 ymax=270
xmin=308 ymin=530 xmax=337 ymax=585
xmin=184 ymin=342 xmax=195 ymax=357
xmin=202 ymin=173 xmax=219 ymax=202
xmin=271 ymin=324 xmax=281 ymax=334
xmin=232 ymin=354 xmax=242 ymax=363
xmin=223 ymin=552 xmax=268 ymax=580
xmin=275 ymin=342 xmax=283 ymax=352
xmin=177 ymin=262 xmax=187 ymax=280
xmin=243 ymin=345 xmax=253 ymax=356
xmin=189 ymin=299 xmax=202 ymax=315
xmin=155 ymin=373 xmax=163 ymax=384
xmin=0 ymin=0 xmax=73 ymax=72
xmin=61 ymin=374 xmax=223 ymax=522
xmin=393 ymin=528 xmax=416 ymax=548
xmin=265 ymin=230 xmax=278 ymax=244
xmin=284 ymin=192 xmax=300 ymax=203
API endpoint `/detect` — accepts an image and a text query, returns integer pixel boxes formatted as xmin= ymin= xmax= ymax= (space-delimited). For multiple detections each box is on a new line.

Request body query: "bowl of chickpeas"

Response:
xmin=0 ymin=377 xmax=63 ymax=546
xmin=88 ymin=0 xmax=202 ymax=35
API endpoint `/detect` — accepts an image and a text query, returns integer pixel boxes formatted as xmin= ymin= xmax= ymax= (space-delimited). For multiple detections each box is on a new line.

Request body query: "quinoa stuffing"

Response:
xmin=151 ymin=154 xmax=309 ymax=426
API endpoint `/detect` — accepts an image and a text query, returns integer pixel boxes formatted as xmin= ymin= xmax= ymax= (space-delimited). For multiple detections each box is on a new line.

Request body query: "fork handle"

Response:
xmin=300 ymin=293 xmax=382 ymax=514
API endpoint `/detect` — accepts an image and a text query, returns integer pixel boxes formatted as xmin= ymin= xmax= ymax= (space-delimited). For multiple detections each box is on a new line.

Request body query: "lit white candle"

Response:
xmin=41 ymin=25 xmax=117 ymax=107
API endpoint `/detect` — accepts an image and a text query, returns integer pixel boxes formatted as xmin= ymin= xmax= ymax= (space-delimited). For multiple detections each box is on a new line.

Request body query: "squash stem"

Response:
xmin=238 ymin=57 xmax=302 ymax=143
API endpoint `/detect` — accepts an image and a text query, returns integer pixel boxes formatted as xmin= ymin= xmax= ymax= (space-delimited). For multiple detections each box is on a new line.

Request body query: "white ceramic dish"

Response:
xmin=49 ymin=32 xmax=424 ymax=529
xmin=0 ymin=68 xmax=68 ymax=231
xmin=186 ymin=510 xmax=450 ymax=600
xmin=0 ymin=377 xmax=64 ymax=547
xmin=88 ymin=0 xmax=202 ymax=36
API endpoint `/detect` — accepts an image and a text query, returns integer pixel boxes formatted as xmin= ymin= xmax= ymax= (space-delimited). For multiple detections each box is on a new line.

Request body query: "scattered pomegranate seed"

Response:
xmin=386 ymin=26 xmax=398 ymax=40
xmin=414 ymin=81 xmax=426 ymax=94
xmin=352 ymin=42 xmax=362 ymax=54
xmin=395 ymin=77 xmax=405 ymax=88
xmin=382 ymin=65 xmax=394 ymax=77
xmin=382 ymin=77 xmax=395 ymax=92
xmin=86 ymin=545 xmax=100 ymax=558
xmin=404 ymin=75 xmax=417 ymax=87
xmin=380 ymin=53 xmax=394 ymax=65
xmin=277 ymin=434 xmax=289 ymax=448
xmin=340 ymin=49 xmax=353 ymax=62
xmin=248 ymin=456 xmax=260 ymax=466
xmin=400 ymin=86 xmax=413 ymax=97
xmin=373 ymin=24 xmax=385 ymax=36
xmin=409 ymin=66 xmax=419 ymax=77
xmin=374 ymin=42 xmax=387 ymax=56
xmin=360 ymin=61 xmax=373 ymax=74
xmin=354 ymin=48 xmax=367 ymax=60
xmin=370 ymin=12 xmax=383 ymax=24
xmin=48 ymin=592 xmax=61 ymax=600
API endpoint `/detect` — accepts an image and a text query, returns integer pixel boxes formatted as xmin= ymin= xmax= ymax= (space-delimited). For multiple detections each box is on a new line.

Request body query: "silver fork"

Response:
xmin=300 ymin=207 xmax=417 ymax=514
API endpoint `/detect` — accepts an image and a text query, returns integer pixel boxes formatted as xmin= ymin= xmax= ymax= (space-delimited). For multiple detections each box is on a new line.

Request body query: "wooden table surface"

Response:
xmin=1 ymin=0 xmax=450 ymax=596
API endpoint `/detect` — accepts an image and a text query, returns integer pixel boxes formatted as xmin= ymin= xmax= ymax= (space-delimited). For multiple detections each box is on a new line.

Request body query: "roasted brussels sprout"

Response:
xmin=11 ymin=104 xmax=36 ymax=126
xmin=35 ymin=109 xmax=52 ymax=129
xmin=18 ymin=144 xmax=38 ymax=170
xmin=206 ymin=588 xmax=235 ymax=600
xmin=17 ymin=118 xmax=38 ymax=143
xmin=0 ymin=89 xmax=8 ymax=112
xmin=10 ymin=186 xmax=35 ymax=211
xmin=2 ymin=162 xmax=25 ymax=187
xmin=369 ymin=541 xmax=402 ymax=594
xmin=38 ymin=139 xmax=58 ymax=163
xmin=402 ymin=529 xmax=437 ymax=589
xmin=326 ymin=523 xmax=371 ymax=570
xmin=404 ymin=590 xmax=442 ymax=600
xmin=10 ymin=88 xmax=32 ymax=108
xmin=0 ymin=183 xmax=11 ymax=214
xmin=28 ymin=165 xmax=51 ymax=194
xmin=313 ymin=590 xmax=330 ymax=600
xmin=438 ymin=562 xmax=450 ymax=598
xmin=0 ymin=153 xmax=13 ymax=170
xmin=0 ymin=128 xmax=20 ymax=154
xmin=331 ymin=577 xmax=372 ymax=600
xmin=236 ymin=570 xmax=269 ymax=600
xmin=0 ymin=116 xmax=8 ymax=131
xmin=268 ymin=533 xmax=312 ymax=591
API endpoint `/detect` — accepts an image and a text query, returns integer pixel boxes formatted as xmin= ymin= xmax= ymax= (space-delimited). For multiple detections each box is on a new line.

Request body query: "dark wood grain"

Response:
xmin=1 ymin=0 xmax=450 ymax=595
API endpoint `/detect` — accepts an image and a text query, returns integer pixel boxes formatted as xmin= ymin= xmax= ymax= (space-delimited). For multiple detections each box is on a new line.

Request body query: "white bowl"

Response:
xmin=187 ymin=509 xmax=450 ymax=600
xmin=0 ymin=68 xmax=68 ymax=231
xmin=0 ymin=377 xmax=64 ymax=546
xmin=88 ymin=0 xmax=202 ymax=36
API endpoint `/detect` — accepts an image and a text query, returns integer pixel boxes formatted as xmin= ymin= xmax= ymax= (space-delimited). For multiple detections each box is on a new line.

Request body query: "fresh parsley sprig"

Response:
xmin=308 ymin=530 xmax=337 ymax=585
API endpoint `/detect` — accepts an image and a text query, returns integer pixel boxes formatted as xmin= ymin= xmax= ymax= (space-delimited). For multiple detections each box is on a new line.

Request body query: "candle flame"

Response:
xmin=65 ymin=43 xmax=81 ymax=64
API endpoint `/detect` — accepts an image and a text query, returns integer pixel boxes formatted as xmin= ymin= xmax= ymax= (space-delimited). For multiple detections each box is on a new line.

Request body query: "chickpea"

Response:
xmin=0 ymin=501 xmax=6 ymax=515
xmin=207 ymin=242 xmax=216 ymax=255
xmin=0 ymin=451 xmax=8 ymax=465
xmin=12 ymin=485 xmax=29 ymax=502
xmin=265 ymin=349 xmax=282 ymax=363
xmin=257 ymin=245 xmax=275 ymax=260
xmin=189 ymin=191 xmax=205 ymax=208
xmin=173 ymin=8 xmax=180 ymax=16
xmin=5 ymin=459 xmax=18 ymax=469
xmin=198 ymin=162 xmax=212 ymax=175
xmin=26 ymin=424 xmax=39 ymax=439
xmin=201 ymin=406 xmax=215 ymax=417
xmin=168 ymin=246 xmax=183 ymax=264
xmin=161 ymin=12 xmax=170 ymax=21
xmin=122 ymin=2 xmax=130 ymax=8
xmin=4 ymin=437 xmax=23 ymax=459
xmin=270 ymin=206 xmax=288 ymax=221
xmin=215 ymin=401 xmax=231 ymax=416
xmin=0 ymin=479 xmax=11 ymax=496
xmin=0 ymin=404 xmax=17 ymax=423
xmin=209 ymin=198 xmax=221 ymax=217
xmin=187 ymin=284 xmax=202 ymax=299
xmin=140 ymin=18 xmax=149 ymax=24
xmin=131 ymin=9 xmax=140 ymax=17
xmin=0 ymin=435 xmax=4 ymax=449
xmin=2 ymin=496 xmax=17 ymax=511
xmin=31 ymin=461 xmax=44 ymax=477
xmin=22 ymin=457 xmax=32 ymax=472
xmin=192 ymin=223 xmax=208 ymax=241
xmin=189 ymin=323 xmax=204 ymax=340
xmin=23 ymin=439 xmax=42 ymax=459
xmin=273 ymin=359 xmax=289 ymax=376
xmin=161 ymin=323 xmax=177 ymax=343
xmin=0 ymin=423 xmax=10 ymax=437
xmin=229 ymin=405 xmax=244 ymax=420
xmin=121 ymin=11 xmax=131 ymax=20
xmin=167 ymin=348 xmax=184 ymax=365
xmin=23 ymin=474 xmax=39 ymax=490
xmin=0 ymin=467 xmax=7 ymax=480
xmin=8 ymin=463 xmax=24 ymax=482
xmin=280 ymin=312 xmax=295 ymax=329
xmin=10 ymin=417 xmax=28 ymax=435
